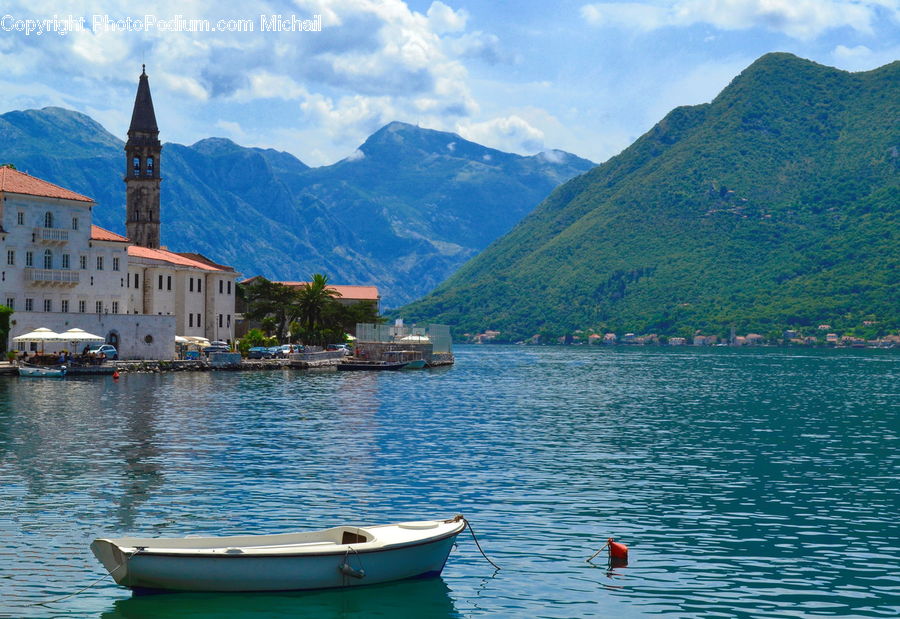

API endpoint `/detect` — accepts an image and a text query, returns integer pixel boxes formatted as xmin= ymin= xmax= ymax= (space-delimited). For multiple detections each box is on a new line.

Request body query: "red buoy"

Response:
xmin=608 ymin=538 xmax=628 ymax=561
xmin=112 ymin=370 xmax=120 ymax=380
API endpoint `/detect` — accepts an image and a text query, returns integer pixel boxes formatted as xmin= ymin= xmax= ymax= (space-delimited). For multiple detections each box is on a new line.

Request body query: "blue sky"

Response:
xmin=1 ymin=1 xmax=897 ymax=166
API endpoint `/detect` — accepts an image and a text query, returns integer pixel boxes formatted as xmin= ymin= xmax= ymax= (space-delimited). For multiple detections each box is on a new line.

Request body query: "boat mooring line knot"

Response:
xmin=461 ymin=515 xmax=501 ymax=571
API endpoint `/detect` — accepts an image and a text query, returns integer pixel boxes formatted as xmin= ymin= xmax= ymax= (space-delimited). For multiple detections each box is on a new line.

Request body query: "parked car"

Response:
xmin=85 ymin=344 xmax=118 ymax=360
xmin=203 ymin=341 xmax=230 ymax=355
xmin=247 ymin=346 xmax=272 ymax=359
xmin=267 ymin=344 xmax=297 ymax=358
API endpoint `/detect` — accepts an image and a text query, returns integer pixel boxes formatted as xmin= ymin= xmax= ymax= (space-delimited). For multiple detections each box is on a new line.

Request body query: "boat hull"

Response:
xmin=337 ymin=361 xmax=406 ymax=371
xmin=91 ymin=519 xmax=464 ymax=593
xmin=18 ymin=365 xmax=66 ymax=377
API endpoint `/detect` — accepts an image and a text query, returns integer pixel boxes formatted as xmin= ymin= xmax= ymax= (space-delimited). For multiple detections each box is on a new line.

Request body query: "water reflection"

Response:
xmin=0 ymin=347 xmax=897 ymax=618
xmin=100 ymin=577 xmax=459 ymax=619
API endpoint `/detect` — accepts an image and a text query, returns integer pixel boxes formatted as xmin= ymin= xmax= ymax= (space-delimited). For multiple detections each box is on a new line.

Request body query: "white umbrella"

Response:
xmin=61 ymin=328 xmax=105 ymax=343
xmin=175 ymin=335 xmax=190 ymax=344
xmin=12 ymin=327 xmax=65 ymax=354
xmin=12 ymin=327 xmax=65 ymax=342
xmin=400 ymin=334 xmax=430 ymax=342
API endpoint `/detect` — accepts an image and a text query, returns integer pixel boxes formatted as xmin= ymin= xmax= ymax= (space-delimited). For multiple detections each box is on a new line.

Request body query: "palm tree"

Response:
xmin=296 ymin=274 xmax=341 ymax=345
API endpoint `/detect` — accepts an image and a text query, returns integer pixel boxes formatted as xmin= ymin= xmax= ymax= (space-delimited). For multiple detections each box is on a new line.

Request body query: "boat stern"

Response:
xmin=90 ymin=538 xmax=131 ymax=585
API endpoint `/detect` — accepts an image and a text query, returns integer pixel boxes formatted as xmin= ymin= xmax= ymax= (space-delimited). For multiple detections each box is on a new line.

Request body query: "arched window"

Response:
xmin=44 ymin=212 xmax=53 ymax=228
xmin=132 ymin=156 xmax=141 ymax=177
xmin=43 ymin=249 xmax=52 ymax=269
xmin=146 ymin=156 xmax=154 ymax=176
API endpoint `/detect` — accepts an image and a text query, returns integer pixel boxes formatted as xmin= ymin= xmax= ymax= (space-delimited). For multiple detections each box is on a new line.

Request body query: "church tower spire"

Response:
xmin=125 ymin=64 xmax=162 ymax=248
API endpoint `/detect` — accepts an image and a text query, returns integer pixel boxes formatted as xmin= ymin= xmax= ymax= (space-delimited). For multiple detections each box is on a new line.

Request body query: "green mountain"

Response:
xmin=400 ymin=53 xmax=899 ymax=341
xmin=0 ymin=113 xmax=593 ymax=306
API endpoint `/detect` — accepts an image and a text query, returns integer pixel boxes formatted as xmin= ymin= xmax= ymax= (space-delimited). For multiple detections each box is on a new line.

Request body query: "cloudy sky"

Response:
xmin=1 ymin=0 xmax=898 ymax=166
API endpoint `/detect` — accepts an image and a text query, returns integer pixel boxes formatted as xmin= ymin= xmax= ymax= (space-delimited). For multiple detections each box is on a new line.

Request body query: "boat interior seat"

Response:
xmin=341 ymin=531 xmax=369 ymax=544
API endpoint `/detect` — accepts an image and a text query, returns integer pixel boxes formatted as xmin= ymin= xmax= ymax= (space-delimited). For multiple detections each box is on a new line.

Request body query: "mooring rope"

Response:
xmin=586 ymin=539 xmax=610 ymax=563
xmin=463 ymin=517 xmax=501 ymax=571
xmin=35 ymin=547 xmax=143 ymax=607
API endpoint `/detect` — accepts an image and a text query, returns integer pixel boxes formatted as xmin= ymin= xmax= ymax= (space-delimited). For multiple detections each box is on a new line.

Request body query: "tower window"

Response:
xmin=133 ymin=156 xmax=141 ymax=176
xmin=146 ymin=157 xmax=154 ymax=176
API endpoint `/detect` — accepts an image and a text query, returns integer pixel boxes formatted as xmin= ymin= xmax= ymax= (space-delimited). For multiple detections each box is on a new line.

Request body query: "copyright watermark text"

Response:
xmin=0 ymin=14 xmax=322 ymax=36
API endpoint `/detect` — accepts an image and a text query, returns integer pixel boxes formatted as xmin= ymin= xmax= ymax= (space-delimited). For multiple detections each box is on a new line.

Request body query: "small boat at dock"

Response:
xmin=18 ymin=363 xmax=67 ymax=378
xmin=91 ymin=516 xmax=466 ymax=593
xmin=337 ymin=359 xmax=407 ymax=371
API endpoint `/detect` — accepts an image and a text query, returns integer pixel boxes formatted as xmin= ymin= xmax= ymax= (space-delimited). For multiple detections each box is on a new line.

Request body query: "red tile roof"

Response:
xmin=128 ymin=245 xmax=228 ymax=271
xmin=282 ymin=282 xmax=380 ymax=301
xmin=90 ymin=225 xmax=129 ymax=242
xmin=240 ymin=276 xmax=380 ymax=301
xmin=175 ymin=252 xmax=235 ymax=272
xmin=0 ymin=167 xmax=93 ymax=202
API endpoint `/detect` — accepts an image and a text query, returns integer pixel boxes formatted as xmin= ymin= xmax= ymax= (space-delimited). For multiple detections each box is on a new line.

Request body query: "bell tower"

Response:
xmin=125 ymin=64 xmax=162 ymax=248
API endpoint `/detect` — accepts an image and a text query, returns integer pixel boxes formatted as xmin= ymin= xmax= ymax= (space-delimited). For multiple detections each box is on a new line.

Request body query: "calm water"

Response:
xmin=0 ymin=346 xmax=897 ymax=618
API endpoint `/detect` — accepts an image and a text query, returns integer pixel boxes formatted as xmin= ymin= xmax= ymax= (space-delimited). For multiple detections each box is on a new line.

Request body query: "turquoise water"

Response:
xmin=0 ymin=346 xmax=897 ymax=617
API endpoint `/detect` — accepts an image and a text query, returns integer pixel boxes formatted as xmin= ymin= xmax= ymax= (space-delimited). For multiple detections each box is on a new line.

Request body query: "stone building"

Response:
xmin=1 ymin=66 xmax=238 ymax=357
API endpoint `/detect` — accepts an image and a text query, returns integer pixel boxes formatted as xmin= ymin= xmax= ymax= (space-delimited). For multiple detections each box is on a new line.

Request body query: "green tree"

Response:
xmin=0 ymin=305 xmax=12 ymax=352
xmin=237 ymin=328 xmax=277 ymax=356
xmin=322 ymin=300 xmax=383 ymax=338
xmin=296 ymin=274 xmax=341 ymax=346
xmin=239 ymin=278 xmax=301 ymax=343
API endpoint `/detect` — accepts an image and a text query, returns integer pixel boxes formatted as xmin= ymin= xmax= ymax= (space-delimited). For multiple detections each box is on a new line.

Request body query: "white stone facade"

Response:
xmin=1 ymin=184 xmax=130 ymax=329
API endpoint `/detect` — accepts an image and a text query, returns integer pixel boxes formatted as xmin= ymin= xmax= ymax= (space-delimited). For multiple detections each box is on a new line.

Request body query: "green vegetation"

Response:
xmin=0 ymin=111 xmax=593 ymax=307
xmin=0 ymin=305 xmax=12 ymax=352
xmin=239 ymin=275 xmax=382 ymax=347
xmin=400 ymin=54 xmax=899 ymax=342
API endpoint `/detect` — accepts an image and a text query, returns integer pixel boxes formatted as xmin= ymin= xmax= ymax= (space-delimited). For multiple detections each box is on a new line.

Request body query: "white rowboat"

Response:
xmin=91 ymin=516 xmax=466 ymax=593
xmin=18 ymin=363 xmax=67 ymax=377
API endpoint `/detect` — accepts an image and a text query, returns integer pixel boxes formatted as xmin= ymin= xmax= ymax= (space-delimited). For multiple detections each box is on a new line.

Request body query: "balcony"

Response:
xmin=24 ymin=268 xmax=79 ymax=286
xmin=33 ymin=227 xmax=69 ymax=243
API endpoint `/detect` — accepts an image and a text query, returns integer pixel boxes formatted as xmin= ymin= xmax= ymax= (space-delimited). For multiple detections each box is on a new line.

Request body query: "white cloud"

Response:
xmin=215 ymin=120 xmax=246 ymax=139
xmin=537 ymin=149 xmax=566 ymax=163
xmin=446 ymin=141 xmax=456 ymax=151
xmin=427 ymin=1 xmax=468 ymax=33
xmin=343 ymin=148 xmax=366 ymax=161
xmin=457 ymin=115 xmax=545 ymax=154
xmin=831 ymin=42 xmax=900 ymax=70
xmin=580 ymin=0 xmax=890 ymax=40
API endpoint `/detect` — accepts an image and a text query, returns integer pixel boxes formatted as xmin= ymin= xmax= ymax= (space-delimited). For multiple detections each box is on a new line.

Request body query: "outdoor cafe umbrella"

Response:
xmin=61 ymin=328 xmax=105 ymax=353
xmin=12 ymin=327 xmax=66 ymax=353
